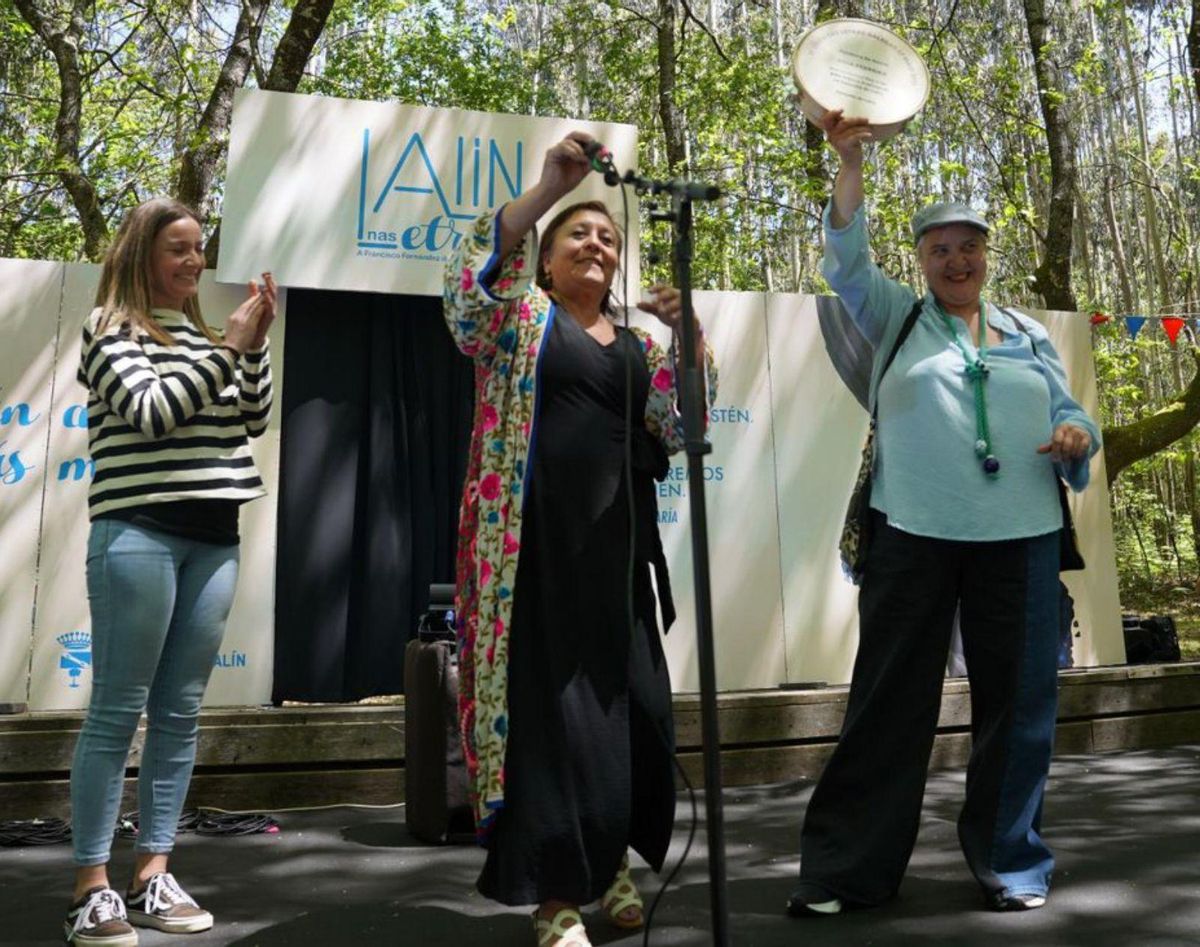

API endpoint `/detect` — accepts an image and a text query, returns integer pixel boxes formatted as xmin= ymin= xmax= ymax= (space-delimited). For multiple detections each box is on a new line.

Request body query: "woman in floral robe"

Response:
xmin=442 ymin=131 xmax=716 ymax=946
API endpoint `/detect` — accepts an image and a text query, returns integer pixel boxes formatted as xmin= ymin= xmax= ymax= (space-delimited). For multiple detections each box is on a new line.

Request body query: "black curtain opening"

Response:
xmin=272 ymin=289 xmax=474 ymax=702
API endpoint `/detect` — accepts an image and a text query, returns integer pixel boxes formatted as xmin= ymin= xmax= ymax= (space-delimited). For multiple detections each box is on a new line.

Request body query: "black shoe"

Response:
xmin=786 ymin=890 xmax=843 ymax=917
xmin=991 ymin=891 xmax=1046 ymax=912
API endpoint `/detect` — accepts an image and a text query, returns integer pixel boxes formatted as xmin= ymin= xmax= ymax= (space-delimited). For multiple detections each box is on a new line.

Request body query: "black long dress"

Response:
xmin=477 ymin=310 xmax=677 ymax=907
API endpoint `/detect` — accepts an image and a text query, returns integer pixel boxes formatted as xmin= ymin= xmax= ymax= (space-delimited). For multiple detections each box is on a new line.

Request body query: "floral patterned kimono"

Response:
xmin=443 ymin=208 xmax=717 ymax=855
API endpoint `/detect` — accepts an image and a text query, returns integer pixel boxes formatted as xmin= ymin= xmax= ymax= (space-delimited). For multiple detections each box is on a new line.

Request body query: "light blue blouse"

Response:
xmin=823 ymin=203 xmax=1102 ymax=542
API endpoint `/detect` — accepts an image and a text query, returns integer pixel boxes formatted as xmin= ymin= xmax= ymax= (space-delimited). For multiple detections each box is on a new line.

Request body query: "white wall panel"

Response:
xmin=24 ymin=266 xmax=284 ymax=709
xmin=631 ymin=291 xmax=786 ymax=692
xmin=0 ymin=249 xmax=1126 ymax=705
xmin=0 ymin=260 xmax=64 ymax=704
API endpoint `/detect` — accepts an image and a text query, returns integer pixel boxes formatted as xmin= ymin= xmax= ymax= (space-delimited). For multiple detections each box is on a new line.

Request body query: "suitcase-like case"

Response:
xmin=404 ymin=588 xmax=474 ymax=844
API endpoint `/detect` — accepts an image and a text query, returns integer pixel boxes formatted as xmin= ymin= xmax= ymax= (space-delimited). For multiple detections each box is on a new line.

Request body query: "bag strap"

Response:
xmin=872 ymin=299 xmax=925 ymax=418
xmin=1001 ymin=305 xmax=1036 ymax=351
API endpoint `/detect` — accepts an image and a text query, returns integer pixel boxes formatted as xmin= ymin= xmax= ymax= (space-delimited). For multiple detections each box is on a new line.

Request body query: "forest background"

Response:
xmin=4 ymin=0 xmax=1200 ymax=657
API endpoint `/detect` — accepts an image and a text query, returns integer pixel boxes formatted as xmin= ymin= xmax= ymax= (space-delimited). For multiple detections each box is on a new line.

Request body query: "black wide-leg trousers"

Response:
xmin=798 ymin=513 xmax=1061 ymax=905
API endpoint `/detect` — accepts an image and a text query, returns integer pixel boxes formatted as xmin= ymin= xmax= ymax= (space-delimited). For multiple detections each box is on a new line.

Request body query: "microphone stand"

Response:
xmin=608 ymin=168 xmax=731 ymax=947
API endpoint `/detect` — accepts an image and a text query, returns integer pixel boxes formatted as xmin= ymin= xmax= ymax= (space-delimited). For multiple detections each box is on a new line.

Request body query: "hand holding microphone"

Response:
xmin=583 ymin=140 xmax=621 ymax=186
xmin=537 ymin=132 xmax=596 ymax=200
xmin=499 ymin=131 xmax=621 ymax=257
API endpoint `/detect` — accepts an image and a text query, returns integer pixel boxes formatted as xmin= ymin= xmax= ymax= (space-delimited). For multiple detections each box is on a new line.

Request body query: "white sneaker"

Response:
xmin=126 ymin=872 xmax=213 ymax=933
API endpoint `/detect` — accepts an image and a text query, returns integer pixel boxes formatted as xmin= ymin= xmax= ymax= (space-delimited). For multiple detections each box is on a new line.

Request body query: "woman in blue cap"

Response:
xmin=787 ymin=110 xmax=1101 ymax=917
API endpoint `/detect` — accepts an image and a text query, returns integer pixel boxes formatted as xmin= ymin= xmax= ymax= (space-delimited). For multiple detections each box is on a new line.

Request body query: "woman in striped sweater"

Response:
xmin=64 ymin=198 xmax=275 ymax=947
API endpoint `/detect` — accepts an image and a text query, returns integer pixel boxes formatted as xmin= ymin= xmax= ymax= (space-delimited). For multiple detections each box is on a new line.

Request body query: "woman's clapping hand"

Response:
xmin=223 ymin=272 xmax=277 ymax=354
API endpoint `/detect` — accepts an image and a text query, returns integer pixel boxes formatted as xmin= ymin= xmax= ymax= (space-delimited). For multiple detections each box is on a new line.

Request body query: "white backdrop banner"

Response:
xmin=26 ymin=263 xmax=100 ymax=710
xmin=0 ymin=260 xmax=62 ymax=704
xmin=0 ymin=259 xmax=283 ymax=711
xmin=1039 ymin=308 xmax=1123 ymax=672
xmin=765 ymin=295 xmax=1125 ymax=687
xmin=218 ymin=90 xmax=640 ymax=297
xmin=629 ymin=293 xmax=787 ymax=694
xmin=0 ymin=254 xmax=1122 ymax=707
xmin=634 ymin=292 xmax=1123 ymax=692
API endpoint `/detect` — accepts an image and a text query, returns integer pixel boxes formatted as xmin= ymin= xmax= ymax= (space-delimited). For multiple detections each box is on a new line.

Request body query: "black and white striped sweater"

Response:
xmin=77 ymin=307 xmax=272 ymax=518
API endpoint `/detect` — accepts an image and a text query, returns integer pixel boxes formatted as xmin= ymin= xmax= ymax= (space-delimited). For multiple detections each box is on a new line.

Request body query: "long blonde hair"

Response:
xmin=94 ymin=198 xmax=219 ymax=345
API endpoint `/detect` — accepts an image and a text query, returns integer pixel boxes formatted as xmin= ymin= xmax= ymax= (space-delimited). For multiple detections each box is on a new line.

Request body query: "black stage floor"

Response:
xmin=4 ymin=744 xmax=1198 ymax=946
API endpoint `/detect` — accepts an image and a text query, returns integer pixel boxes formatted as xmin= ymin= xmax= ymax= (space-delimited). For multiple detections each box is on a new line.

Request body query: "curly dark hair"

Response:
xmin=535 ymin=200 xmax=624 ymax=316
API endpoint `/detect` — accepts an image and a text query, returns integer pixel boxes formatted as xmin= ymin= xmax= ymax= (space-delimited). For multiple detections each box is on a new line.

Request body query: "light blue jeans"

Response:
xmin=71 ymin=519 xmax=239 ymax=866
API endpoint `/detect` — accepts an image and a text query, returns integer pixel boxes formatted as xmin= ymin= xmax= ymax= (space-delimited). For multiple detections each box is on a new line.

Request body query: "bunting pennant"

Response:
xmin=1162 ymin=317 xmax=1185 ymax=345
xmin=1089 ymin=311 xmax=1110 ymax=326
xmin=1125 ymin=315 xmax=1147 ymax=339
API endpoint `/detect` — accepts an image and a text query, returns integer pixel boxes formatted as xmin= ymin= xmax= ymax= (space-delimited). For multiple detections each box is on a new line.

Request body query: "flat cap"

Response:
xmin=911 ymin=202 xmax=989 ymax=244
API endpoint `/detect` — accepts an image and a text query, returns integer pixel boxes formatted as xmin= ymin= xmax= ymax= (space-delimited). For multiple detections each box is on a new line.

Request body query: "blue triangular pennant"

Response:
xmin=1125 ymin=316 xmax=1147 ymax=339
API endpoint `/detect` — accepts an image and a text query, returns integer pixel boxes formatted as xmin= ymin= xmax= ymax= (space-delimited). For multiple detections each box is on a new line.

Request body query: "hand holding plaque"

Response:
xmin=791 ymin=18 xmax=930 ymax=141
xmin=820 ymin=110 xmax=873 ymax=168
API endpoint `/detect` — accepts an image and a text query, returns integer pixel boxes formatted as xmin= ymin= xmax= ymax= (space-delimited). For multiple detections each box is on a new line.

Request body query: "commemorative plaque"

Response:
xmin=792 ymin=18 xmax=930 ymax=140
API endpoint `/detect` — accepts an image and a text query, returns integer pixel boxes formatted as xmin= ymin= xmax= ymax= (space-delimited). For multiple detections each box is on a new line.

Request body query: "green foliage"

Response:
xmin=0 ymin=0 xmax=258 ymax=258
xmin=7 ymin=0 xmax=1198 ymax=311
xmin=309 ymin=0 xmax=532 ymax=112
xmin=6 ymin=0 xmax=1200 ymax=624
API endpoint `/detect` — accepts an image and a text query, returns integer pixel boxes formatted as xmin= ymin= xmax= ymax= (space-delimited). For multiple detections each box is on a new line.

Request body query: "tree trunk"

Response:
xmin=1104 ymin=350 xmax=1200 ymax=484
xmin=1021 ymin=0 xmax=1078 ymax=310
xmin=771 ymin=0 xmax=784 ymax=69
xmin=1073 ymin=182 xmax=1096 ymax=304
xmin=262 ymin=0 xmax=336 ymax=92
xmin=1128 ymin=504 xmax=1154 ymax=582
xmin=1087 ymin=6 xmax=1137 ymax=314
xmin=1167 ymin=40 xmax=1200 ymax=338
xmin=529 ymin=0 xmax=544 ymax=115
xmin=656 ymin=0 xmax=686 ymax=173
xmin=1100 ymin=167 xmax=1136 ymax=314
xmin=13 ymin=0 xmax=108 ymax=260
xmin=177 ymin=0 xmax=266 ymax=226
xmin=1178 ymin=14 xmax=1198 ymax=135
xmin=197 ymin=0 xmax=335 ymax=267
xmin=1117 ymin=0 xmax=1172 ymax=309
xmin=1189 ymin=0 xmax=1200 ymax=106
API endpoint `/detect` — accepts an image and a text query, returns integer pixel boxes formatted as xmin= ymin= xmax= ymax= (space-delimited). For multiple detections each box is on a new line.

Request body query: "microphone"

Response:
xmin=583 ymin=140 xmax=621 ymax=186
xmin=583 ymin=139 xmax=613 ymax=171
xmin=670 ymin=180 xmax=721 ymax=202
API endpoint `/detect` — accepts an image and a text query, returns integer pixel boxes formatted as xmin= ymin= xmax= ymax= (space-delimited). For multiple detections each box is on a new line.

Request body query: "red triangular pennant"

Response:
xmin=1089 ymin=311 xmax=1110 ymax=325
xmin=1162 ymin=317 xmax=1185 ymax=345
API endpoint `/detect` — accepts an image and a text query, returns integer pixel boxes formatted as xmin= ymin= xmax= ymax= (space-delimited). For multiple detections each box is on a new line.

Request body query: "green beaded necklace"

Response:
xmin=935 ymin=299 xmax=1000 ymax=477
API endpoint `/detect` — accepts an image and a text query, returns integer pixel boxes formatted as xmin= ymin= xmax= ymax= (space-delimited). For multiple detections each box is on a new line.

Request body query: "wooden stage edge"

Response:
xmin=2 ymin=663 xmax=1198 ymax=819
